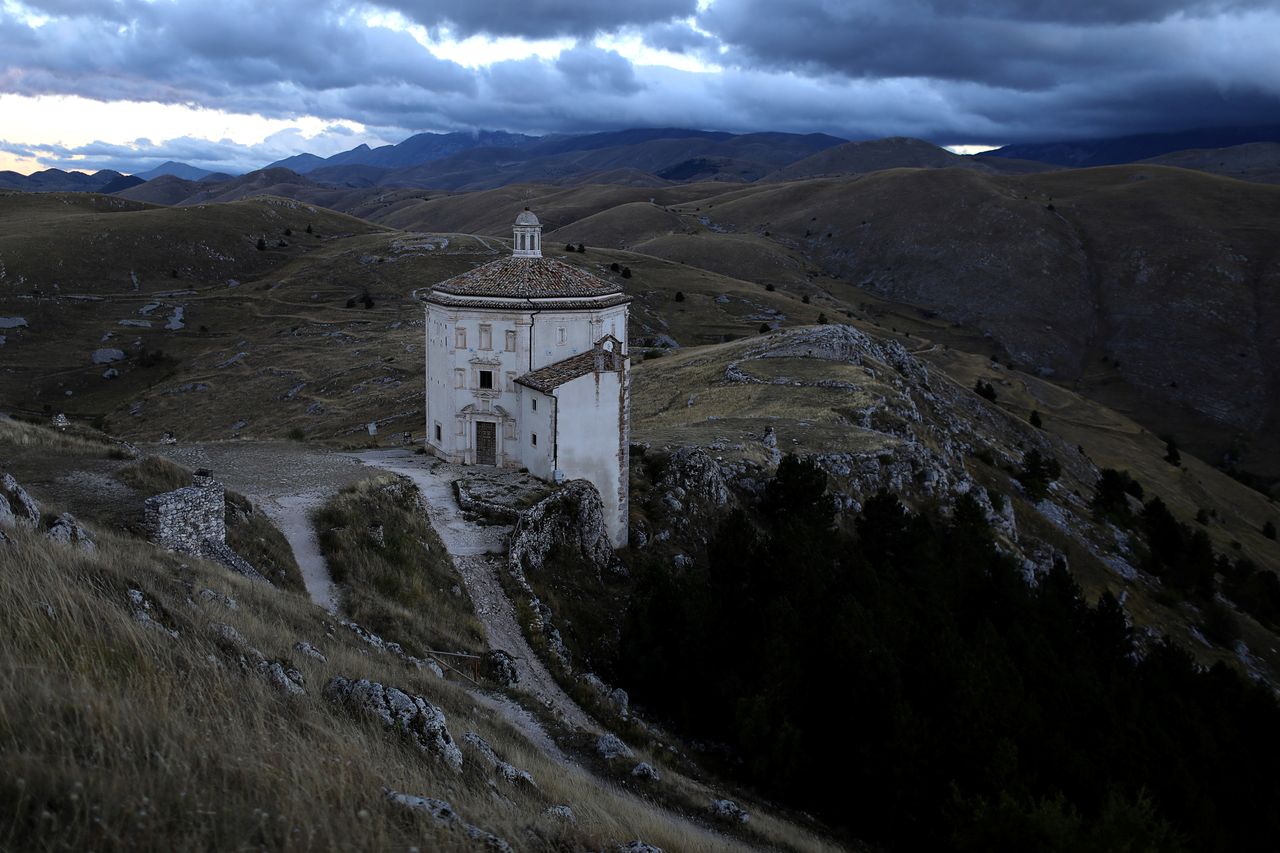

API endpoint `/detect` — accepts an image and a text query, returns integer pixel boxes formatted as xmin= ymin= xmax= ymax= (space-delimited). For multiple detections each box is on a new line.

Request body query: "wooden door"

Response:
xmin=475 ymin=421 xmax=496 ymax=466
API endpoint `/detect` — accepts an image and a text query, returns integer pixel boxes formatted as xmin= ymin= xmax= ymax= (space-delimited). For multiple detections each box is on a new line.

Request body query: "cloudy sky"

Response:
xmin=1 ymin=0 xmax=1277 ymax=174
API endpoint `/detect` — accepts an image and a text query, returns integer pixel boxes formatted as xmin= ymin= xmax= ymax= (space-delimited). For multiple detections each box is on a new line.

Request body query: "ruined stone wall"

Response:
xmin=144 ymin=475 xmax=226 ymax=554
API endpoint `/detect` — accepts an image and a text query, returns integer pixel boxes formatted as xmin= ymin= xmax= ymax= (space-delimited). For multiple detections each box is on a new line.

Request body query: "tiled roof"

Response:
xmin=516 ymin=348 xmax=625 ymax=394
xmin=430 ymin=256 xmax=622 ymax=299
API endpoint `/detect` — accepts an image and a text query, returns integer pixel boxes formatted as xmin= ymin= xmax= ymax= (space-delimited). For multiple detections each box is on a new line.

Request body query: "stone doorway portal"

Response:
xmin=475 ymin=421 xmax=496 ymax=465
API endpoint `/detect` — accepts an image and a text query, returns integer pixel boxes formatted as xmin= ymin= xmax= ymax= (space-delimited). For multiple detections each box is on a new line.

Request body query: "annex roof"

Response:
xmin=429 ymin=256 xmax=623 ymax=300
xmin=515 ymin=345 xmax=626 ymax=394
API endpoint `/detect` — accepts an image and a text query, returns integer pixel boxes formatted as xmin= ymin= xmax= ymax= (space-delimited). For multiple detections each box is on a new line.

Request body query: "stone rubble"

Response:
xmin=44 ymin=513 xmax=96 ymax=552
xmin=709 ymin=798 xmax=750 ymax=824
xmin=596 ymin=733 xmax=634 ymax=760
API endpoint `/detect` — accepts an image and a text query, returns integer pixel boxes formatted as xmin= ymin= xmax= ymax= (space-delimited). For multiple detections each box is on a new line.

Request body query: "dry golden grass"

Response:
xmin=0 ymin=416 xmax=132 ymax=458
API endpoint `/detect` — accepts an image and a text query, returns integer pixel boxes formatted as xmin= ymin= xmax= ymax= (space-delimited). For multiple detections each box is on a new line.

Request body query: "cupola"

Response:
xmin=512 ymin=207 xmax=542 ymax=258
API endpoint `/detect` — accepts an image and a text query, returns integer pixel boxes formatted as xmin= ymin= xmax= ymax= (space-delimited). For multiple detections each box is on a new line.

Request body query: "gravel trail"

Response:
xmin=353 ymin=449 xmax=600 ymax=733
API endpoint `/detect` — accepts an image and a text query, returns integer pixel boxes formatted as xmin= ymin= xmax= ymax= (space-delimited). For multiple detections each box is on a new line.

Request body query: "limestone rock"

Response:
xmin=258 ymin=660 xmax=306 ymax=695
xmin=293 ymin=641 xmax=327 ymax=662
xmin=596 ymin=733 xmax=634 ymax=760
xmin=0 ymin=494 xmax=13 ymax=530
xmin=324 ymin=677 xmax=463 ymax=771
xmin=384 ymin=790 xmax=513 ymax=852
xmin=631 ymin=762 xmax=660 ymax=781
xmin=709 ymin=798 xmax=749 ymax=824
xmin=509 ymin=479 xmax=615 ymax=581
xmin=1 ymin=474 xmax=40 ymax=529
xmin=128 ymin=589 xmax=178 ymax=638
xmin=483 ymin=649 xmax=519 ymax=686
xmin=463 ymin=731 xmax=536 ymax=787
xmin=618 ymin=842 xmax=664 ymax=853
xmin=91 ymin=348 xmax=126 ymax=364
xmin=45 ymin=513 xmax=95 ymax=552
xmin=544 ymin=804 xmax=576 ymax=823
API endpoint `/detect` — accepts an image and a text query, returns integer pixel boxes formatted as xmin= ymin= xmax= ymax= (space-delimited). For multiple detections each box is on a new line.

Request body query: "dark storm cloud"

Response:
xmin=2 ymin=0 xmax=1279 ymax=172
xmin=374 ymin=0 xmax=698 ymax=39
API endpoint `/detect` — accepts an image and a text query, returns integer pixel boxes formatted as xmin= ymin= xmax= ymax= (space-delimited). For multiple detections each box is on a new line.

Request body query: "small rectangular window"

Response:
xmin=455 ymin=328 xmax=467 ymax=349
xmin=453 ymin=368 xmax=464 ymax=389
xmin=531 ymin=433 xmax=537 ymax=446
xmin=505 ymin=330 xmax=516 ymax=351
xmin=531 ymin=398 xmax=537 ymax=411
xmin=434 ymin=423 xmax=442 ymax=442
xmin=557 ymin=327 xmax=567 ymax=345
xmin=479 ymin=324 xmax=492 ymax=350
xmin=479 ymin=370 xmax=493 ymax=390
xmin=505 ymin=371 xmax=516 ymax=391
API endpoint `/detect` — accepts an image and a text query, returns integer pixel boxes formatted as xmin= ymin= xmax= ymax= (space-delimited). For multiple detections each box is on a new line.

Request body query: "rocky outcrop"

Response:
xmin=209 ymin=621 xmax=305 ymax=695
xmin=631 ymin=762 xmax=660 ymax=781
xmin=384 ymin=790 xmax=513 ymax=852
xmin=482 ymin=649 xmax=519 ymax=686
xmin=1 ymin=474 xmax=40 ymax=529
xmin=509 ymin=479 xmax=615 ymax=581
xmin=339 ymin=620 xmax=443 ymax=677
xmin=324 ymin=677 xmax=462 ymax=770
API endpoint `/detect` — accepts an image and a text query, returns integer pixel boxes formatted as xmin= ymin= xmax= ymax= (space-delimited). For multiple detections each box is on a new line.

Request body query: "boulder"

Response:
xmin=91 ymin=348 xmax=126 ymax=364
xmin=709 ymin=798 xmax=749 ymax=824
xmin=1 ymin=474 xmax=40 ymax=528
xmin=631 ymin=762 xmax=661 ymax=781
xmin=293 ymin=641 xmax=327 ymax=662
xmin=324 ymin=677 xmax=462 ymax=771
xmin=45 ymin=513 xmax=95 ymax=552
xmin=618 ymin=843 xmax=664 ymax=853
xmin=596 ymin=733 xmax=634 ymax=760
xmin=483 ymin=649 xmax=519 ymax=686
xmin=544 ymin=804 xmax=576 ymax=823
xmin=128 ymin=589 xmax=179 ymax=638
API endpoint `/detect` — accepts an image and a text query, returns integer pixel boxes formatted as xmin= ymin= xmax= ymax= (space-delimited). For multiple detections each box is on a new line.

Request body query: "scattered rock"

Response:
xmin=384 ymin=790 xmax=513 ymax=852
xmin=102 ymin=368 xmax=119 ymax=379
xmin=92 ymin=348 xmax=126 ymax=364
xmin=631 ymin=762 xmax=661 ymax=781
xmin=128 ymin=589 xmax=178 ymax=638
xmin=198 ymin=588 xmax=238 ymax=610
xmin=324 ymin=677 xmax=463 ymax=770
xmin=259 ymin=660 xmax=306 ymax=696
xmin=294 ymin=641 xmax=327 ymax=662
xmin=45 ymin=513 xmax=95 ymax=552
xmin=483 ymin=649 xmax=519 ymax=686
xmin=544 ymin=804 xmax=576 ymax=823
xmin=709 ymin=799 xmax=749 ymax=824
xmin=596 ymin=733 xmax=634 ymax=760
xmin=618 ymin=842 xmax=664 ymax=853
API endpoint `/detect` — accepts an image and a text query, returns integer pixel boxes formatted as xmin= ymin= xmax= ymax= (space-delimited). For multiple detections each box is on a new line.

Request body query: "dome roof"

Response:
xmin=514 ymin=208 xmax=540 ymax=226
xmin=430 ymin=256 xmax=622 ymax=300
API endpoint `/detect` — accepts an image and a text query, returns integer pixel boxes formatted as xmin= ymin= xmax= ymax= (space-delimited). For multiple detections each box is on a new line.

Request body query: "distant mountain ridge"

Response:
xmin=0 ymin=168 xmax=143 ymax=194
xmin=981 ymin=124 xmax=1280 ymax=167
xmin=135 ymin=161 xmax=217 ymax=181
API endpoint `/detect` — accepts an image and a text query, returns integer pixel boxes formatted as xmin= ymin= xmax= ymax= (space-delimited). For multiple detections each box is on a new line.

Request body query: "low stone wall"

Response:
xmin=143 ymin=474 xmax=226 ymax=555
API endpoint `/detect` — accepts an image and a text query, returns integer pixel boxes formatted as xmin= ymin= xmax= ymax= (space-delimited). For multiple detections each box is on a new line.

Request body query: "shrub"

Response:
xmin=1264 ymin=520 xmax=1277 ymax=540
xmin=610 ymin=262 xmax=620 ymax=272
xmin=576 ymin=243 xmax=585 ymax=253
xmin=1017 ymin=449 xmax=1061 ymax=501
xmin=1164 ymin=437 xmax=1181 ymax=466
xmin=565 ymin=243 xmax=574 ymax=252
xmin=674 ymin=291 xmax=685 ymax=302
xmin=818 ymin=313 xmax=829 ymax=325
xmin=305 ymin=223 xmax=313 ymax=234
xmin=1029 ymin=410 xmax=1043 ymax=428
xmin=255 ymin=237 xmax=266 ymax=251
xmin=620 ymin=267 xmax=631 ymax=279
xmin=802 ymin=294 xmax=811 ymax=304
xmin=765 ymin=283 xmax=776 ymax=292
xmin=759 ymin=323 xmax=770 ymax=334
xmin=974 ymin=380 xmax=998 ymax=401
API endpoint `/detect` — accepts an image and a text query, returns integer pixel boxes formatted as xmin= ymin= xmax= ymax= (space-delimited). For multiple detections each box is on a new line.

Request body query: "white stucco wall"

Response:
xmin=529 ymin=303 xmax=628 ymax=371
xmin=519 ymin=388 xmax=556 ymax=480
xmin=551 ymin=364 xmax=630 ymax=547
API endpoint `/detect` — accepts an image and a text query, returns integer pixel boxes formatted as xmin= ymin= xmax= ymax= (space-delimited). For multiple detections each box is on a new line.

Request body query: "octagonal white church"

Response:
xmin=423 ymin=209 xmax=631 ymax=547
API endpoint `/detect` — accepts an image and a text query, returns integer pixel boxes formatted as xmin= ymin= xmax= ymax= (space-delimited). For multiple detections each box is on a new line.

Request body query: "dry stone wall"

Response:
xmin=144 ymin=474 xmax=226 ymax=554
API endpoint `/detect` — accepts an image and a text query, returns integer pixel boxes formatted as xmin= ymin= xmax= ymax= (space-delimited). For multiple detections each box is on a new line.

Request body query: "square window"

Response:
xmin=479 ymin=370 xmax=493 ymax=390
xmin=531 ymin=433 xmax=537 ymax=446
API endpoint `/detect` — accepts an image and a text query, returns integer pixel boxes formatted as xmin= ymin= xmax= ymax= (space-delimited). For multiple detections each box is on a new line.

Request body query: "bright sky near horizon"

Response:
xmin=1 ymin=0 xmax=1276 ymax=174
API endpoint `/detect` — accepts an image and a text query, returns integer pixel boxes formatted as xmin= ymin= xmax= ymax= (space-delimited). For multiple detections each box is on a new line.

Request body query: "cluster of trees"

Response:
xmin=1092 ymin=467 xmax=1280 ymax=637
xmin=618 ymin=456 xmax=1280 ymax=851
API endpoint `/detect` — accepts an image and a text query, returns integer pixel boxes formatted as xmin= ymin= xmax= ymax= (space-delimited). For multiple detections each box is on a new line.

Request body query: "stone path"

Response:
xmin=352 ymin=449 xmax=599 ymax=733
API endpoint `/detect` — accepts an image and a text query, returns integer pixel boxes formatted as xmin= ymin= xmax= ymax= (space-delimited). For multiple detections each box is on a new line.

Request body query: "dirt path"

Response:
xmin=352 ymin=449 xmax=600 ymax=733
xmin=152 ymin=441 xmax=369 ymax=612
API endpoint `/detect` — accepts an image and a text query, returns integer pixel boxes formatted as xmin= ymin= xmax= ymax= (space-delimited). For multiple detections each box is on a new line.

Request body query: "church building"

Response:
xmin=423 ymin=209 xmax=631 ymax=547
